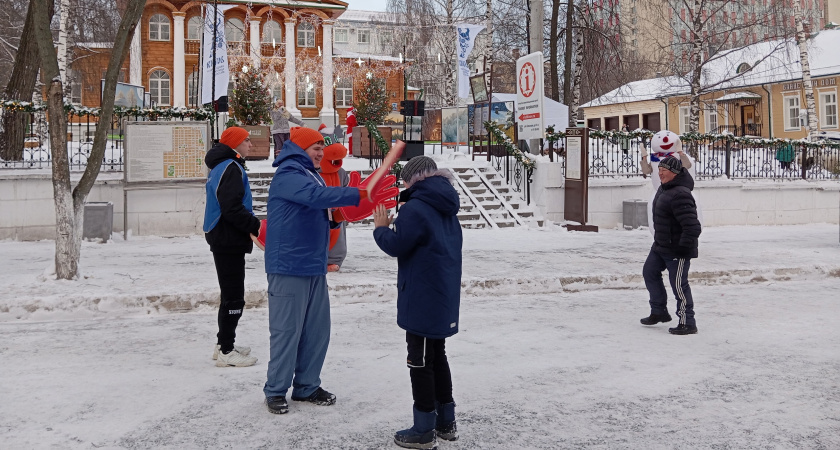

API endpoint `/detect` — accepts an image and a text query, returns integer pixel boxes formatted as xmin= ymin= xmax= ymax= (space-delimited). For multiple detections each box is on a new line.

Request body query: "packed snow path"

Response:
xmin=2 ymin=281 xmax=838 ymax=449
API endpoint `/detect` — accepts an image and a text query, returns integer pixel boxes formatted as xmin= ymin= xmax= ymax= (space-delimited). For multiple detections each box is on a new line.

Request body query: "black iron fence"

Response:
xmin=545 ymin=131 xmax=840 ymax=181
xmin=0 ymin=103 xmax=214 ymax=171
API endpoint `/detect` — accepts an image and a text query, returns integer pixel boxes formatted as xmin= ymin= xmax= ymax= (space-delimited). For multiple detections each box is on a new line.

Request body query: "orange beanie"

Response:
xmin=219 ymin=127 xmax=250 ymax=149
xmin=290 ymin=127 xmax=325 ymax=150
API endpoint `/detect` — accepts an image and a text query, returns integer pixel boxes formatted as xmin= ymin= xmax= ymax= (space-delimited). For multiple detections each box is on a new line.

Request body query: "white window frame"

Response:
xmin=819 ymin=89 xmax=837 ymax=129
xmin=357 ymin=29 xmax=370 ymax=45
xmin=187 ymin=16 xmax=202 ymax=40
xmin=187 ymin=71 xmax=199 ymax=107
xmin=678 ymin=106 xmax=690 ymax=134
xmin=262 ymin=20 xmax=283 ymax=44
xmin=297 ymin=75 xmax=316 ymax=107
xmin=225 ymin=18 xmax=245 ymax=42
xmin=297 ymin=22 xmax=315 ymax=48
xmin=334 ymin=28 xmax=348 ymax=43
xmin=335 ymin=79 xmax=353 ymax=108
xmin=705 ymin=107 xmax=718 ymax=133
xmin=69 ymin=69 xmax=82 ymax=105
xmin=149 ymin=69 xmax=171 ymax=106
xmin=271 ymin=84 xmax=284 ymax=103
xmin=149 ymin=14 xmax=170 ymax=41
xmin=783 ymin=94 xmax=801 ymax=131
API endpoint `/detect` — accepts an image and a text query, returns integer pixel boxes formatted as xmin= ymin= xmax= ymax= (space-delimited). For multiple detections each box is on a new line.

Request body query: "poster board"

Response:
xmin=422 ymin=110 xmax=442 ymax=141
xmin=515 ymin=51 xmax=545 ymax=139
xmin=101 ymin=81 xmax=145 ymax=108
xmin=125 ymin=121 xmax=210 ymax=183
xmin=490 ymin=101 xmax=516 ymax=141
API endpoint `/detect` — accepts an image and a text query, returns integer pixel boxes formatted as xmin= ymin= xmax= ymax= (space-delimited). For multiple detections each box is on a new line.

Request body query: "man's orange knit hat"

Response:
xmin=219 ymin=127 xmax=250 ymax=149
xmin=290 ymin=127 xmax=325 ymax=150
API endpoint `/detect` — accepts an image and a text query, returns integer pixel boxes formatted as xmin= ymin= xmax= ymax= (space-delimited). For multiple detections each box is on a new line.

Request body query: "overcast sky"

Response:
xmin=346 ymin=0 xmax=389 ymax=12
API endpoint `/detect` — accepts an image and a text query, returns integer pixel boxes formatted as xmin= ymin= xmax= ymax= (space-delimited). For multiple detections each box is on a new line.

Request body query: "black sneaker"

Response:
xmin=668 ymin=324 xmax=698 ymax=335
xmin=266 ymin=396 xmax=288 ymax=414
xmin=640 ymin=314 xmax=672 ymax=325
xmin=291 ymin=387 xmax=336 ymax=406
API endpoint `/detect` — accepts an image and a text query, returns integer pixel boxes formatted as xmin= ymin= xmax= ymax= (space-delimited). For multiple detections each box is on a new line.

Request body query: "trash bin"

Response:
xmin=623 ymin=199 xmax=648 ymax=230
xmin=83 ymin=202 xmax=114 ymax=241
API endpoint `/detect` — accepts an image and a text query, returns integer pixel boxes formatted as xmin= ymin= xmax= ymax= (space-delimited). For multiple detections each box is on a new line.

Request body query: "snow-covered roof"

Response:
xmin=337 ymin=10 xmax=403 ymax=24
xmin=333 ymin=47 xmax=403 ymax=62
xmin=583 ymin=29 xmax=840 ymax=108
xmin=716 ymin=91 xmax=762 ymax=102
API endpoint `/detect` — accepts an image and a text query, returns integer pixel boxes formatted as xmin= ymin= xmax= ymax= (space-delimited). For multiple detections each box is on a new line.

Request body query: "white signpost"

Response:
xmin=515 ymin=51 xmax=545 ymax=140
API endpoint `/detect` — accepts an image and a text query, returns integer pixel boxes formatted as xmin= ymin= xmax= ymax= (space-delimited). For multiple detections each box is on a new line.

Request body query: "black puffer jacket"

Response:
xmin=204 ymin=144 xmax=261 ymax=254
xmin=652 ymin=169 xmax=701 ymax=258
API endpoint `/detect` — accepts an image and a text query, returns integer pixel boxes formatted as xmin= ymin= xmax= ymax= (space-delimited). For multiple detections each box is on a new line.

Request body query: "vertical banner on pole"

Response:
xmin=456 ymin=24 xmax=485 ymax=99
xmin=564 ymin=127 xmax=598 ymax=232
xmin=201 ymin=5 xmax=234 ymax=104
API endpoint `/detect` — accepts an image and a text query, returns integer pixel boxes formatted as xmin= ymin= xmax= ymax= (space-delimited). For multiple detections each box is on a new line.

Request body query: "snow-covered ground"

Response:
xmin=2 ymin=221 xmax=839 ymax=448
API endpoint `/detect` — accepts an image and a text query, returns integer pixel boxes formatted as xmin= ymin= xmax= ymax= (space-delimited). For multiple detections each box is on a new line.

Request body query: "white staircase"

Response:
xmin=246 ymin=163 xmax=544 ymax=228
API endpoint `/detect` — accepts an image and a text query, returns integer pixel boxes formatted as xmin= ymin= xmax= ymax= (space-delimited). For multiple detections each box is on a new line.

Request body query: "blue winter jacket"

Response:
xmin=373 ymin=175 xmax=463 ymax=339
xmin=264 ymin=140 xmax=361 ymax=276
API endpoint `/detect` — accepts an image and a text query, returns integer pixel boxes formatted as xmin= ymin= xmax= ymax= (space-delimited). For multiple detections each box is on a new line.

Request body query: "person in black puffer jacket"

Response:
xmin=203 ymin=127 xmax=261 ymax=367
xmin=641 ymin=155 xmax=702 ymax=335
xmin=372 ymin=156 xmax=463 ymax=449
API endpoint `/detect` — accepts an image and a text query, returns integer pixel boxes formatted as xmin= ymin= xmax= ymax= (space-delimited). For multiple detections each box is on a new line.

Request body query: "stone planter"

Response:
xmin=352 ymin=126 xmax=392 ymax=158
xmin=243 ymin=125 xmax=271 ymax=160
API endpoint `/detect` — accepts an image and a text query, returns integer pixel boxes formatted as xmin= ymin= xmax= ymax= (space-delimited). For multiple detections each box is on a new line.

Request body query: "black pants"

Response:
xmin=406 ymin=332 xmax=453 ymax=413
xmin=643 ymin=249 xmax=695 ymax=326
xmin=213 ymin=252 xmax=246 ymax=352
xmin=273 ymin=133 xmax=290 ymax=158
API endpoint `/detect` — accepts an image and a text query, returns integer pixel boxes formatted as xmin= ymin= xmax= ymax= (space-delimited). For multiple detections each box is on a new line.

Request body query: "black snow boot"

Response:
xmin=669 ymin=324 xmax=698 ymax=335
xmin=265 ymin=396 xmax=288 ymax=414
xmin=435 ymin=402 xmax=457 ymax=441
xmin=640 ymin=313 xmax=672 ymax=325
xmin=394 ymin=407 xmax=437 ymax=449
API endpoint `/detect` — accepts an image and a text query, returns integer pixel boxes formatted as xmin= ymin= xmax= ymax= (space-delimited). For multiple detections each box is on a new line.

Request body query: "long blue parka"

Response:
xmin=373 ymin=175 xmax=463 ymax=339
xmin=265 ymin=140 xmax=362 ymax=276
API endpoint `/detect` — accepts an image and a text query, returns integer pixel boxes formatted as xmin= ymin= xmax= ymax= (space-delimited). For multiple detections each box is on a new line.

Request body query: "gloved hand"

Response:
xmin=338 ymin=168 xmax=400 ymax=222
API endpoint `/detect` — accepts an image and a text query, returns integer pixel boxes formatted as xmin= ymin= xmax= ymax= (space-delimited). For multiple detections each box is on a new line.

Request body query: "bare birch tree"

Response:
xmin=793 ymin=1 xmax=818 ymax=140
xmin=31 ymin=0 xmax=145 ymax=280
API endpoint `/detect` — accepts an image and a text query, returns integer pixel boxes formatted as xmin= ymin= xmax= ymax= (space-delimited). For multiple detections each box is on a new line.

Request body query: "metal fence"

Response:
xmin=545 ymin=133 xmax=840 ymax=181
xmin=0 ymin=107 xmax=221 ymax=171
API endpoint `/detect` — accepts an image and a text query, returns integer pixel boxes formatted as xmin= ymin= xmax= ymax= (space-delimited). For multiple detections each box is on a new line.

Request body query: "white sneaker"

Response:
xmin=212 ymin=344 xmax=251 ymax=360
xmin=215 ymin=349 xmax=258 ymax=367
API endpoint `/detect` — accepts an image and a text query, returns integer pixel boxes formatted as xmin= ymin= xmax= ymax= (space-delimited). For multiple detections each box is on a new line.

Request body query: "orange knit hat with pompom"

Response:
xmin=289 ymin=127 xmax=325 ymax=150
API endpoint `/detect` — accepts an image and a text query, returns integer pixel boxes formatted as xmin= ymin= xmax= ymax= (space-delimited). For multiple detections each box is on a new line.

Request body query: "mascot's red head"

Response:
xmin=321 ymin=142 xmax=348 ymax=174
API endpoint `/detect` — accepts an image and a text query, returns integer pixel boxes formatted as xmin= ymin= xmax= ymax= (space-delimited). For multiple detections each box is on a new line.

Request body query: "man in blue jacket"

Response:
xmin=372 ymin=156 xmax=463 ymax=450
xmin=263 ymin=127 xmax=371 ymax=415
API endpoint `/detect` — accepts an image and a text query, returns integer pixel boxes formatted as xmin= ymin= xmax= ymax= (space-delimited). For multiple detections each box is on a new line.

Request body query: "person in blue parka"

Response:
xmin=372 ymin=156 xmax=463 ymax=450
xmin=262 ymin=127 xmax=371 ymax=415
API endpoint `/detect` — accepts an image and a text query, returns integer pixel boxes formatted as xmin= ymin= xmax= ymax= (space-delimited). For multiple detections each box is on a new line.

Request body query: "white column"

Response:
xmin=319 ymin=20 xmax=335 ymax=127
xmin=250 ymin=18 xmax=261 ymax=69
xmin=130 ymin=21 xmax=142 ymax=87
xmin=285 ymin=18 xmax=301 ymax=118
xmin=172 ymin=12 xmax=186 ymax=107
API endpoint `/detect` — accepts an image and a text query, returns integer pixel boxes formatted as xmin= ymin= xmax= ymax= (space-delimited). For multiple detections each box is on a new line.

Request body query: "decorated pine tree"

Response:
xmin=353 ymin=77 xmax=389 ymax=125
xmin=230 ymin=67 xmax=271 ymax=126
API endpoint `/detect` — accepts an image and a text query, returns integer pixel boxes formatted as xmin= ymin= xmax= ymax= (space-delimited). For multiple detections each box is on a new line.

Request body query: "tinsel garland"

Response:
xmin=484 ymin=121 xmax=536 ymax=171
xmin=1 ymin=100 xmax=215 ymax=121
xmin=544 ymin=125 xmax=840 ymax=150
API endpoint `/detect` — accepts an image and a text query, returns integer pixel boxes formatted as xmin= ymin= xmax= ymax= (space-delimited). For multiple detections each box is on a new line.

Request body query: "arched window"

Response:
xmin=187 ymin=71 xmax=200 ymax=107
xmin=736 ymin=62 xmax=751 ymax=74
xmin=187 ymin=16 xmax=202 ymax=40
xmin=262 ymin=20 xmax=283 ymax=43
xmin=297 ymin=22 xmax=315 ymax=47
xmin=149 ymin=14 xmax=170 ymax=41
xmin=225 ymin=17 xmax=245 ymax=42
xmin=149 ymin=70 xmax=171 ymax=106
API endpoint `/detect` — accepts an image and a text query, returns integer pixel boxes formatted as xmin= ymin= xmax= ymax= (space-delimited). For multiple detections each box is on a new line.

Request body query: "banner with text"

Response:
xmin=515 ymin=52 xmax=545 ymax=140
xmin=456 ymin=24 xmax=485 ymax=99
xmin=201 ymin=5 xmax=234 ymax=104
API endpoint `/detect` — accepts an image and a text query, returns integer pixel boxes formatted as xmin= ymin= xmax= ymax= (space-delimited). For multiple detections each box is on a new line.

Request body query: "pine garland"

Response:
xmin=544 ymin=126 xmax=840 ymax=150
xmin=1 ymin=100 xmax=214 ymax=121
xmin=484 ymin=121 xmax=536 ymax=171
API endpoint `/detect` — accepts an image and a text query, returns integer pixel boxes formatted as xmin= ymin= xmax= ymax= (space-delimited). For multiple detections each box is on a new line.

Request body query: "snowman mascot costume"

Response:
xmin=641 ymin=130 xmax=702 ymax=235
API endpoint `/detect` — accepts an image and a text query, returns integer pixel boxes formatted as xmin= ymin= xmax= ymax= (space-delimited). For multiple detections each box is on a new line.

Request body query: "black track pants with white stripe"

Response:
xmin=643 ymin=249 xmax=696 ymax=326
xmin=406 ymin=332 xmax=454 ymax=413
xmin=213 ymin=252 xmax=246 ymax=352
